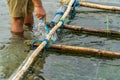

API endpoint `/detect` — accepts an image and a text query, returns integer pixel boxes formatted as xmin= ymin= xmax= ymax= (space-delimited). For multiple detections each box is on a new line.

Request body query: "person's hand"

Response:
xmin=35 ymin=6 xmax=46 ymax=23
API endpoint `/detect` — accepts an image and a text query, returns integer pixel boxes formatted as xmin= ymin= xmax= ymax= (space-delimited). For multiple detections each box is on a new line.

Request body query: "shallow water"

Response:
xmin=0 ymin=0 xmax=120 ymax=80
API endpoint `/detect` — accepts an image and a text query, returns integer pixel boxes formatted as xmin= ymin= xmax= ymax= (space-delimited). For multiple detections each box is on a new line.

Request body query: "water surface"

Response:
xmin=0 ymin=0 xmax=120 ymax=80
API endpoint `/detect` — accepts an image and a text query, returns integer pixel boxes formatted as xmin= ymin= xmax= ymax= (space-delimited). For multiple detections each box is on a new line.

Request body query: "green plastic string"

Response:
xmin=106 ymin=15 xmax=109 ymax=38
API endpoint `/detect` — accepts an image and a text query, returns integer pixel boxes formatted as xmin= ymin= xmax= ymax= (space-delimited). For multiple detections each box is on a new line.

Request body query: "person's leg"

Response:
xmin=11 ymin=17 xmax=24 ymax=34
xmin=24 ymin=13 xmax=33 ymax=25
xmin=7 ymin=0 xmax=27 ymax=34
xmin=24 ymin=0 xmax=34 ymax=30
xmin=24 ymin=13 xmax=34 ymax=30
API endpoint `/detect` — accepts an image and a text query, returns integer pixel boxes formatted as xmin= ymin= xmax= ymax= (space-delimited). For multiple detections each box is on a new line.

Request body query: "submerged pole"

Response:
xmin=64 ymin=25 xmax=120 ymax=35
xmin=50 ymin=44 xmax=120 ymax=58
xmin=26 ymin=41 xmax=120 ymax=58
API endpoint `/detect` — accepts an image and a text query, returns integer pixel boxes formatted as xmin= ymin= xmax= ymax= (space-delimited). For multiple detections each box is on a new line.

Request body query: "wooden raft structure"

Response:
xmin=10 ymin=0 xmax=120 ymax=80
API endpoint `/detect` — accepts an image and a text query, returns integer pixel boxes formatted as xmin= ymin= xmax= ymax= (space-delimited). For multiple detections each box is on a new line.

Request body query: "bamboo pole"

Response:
xmin=60 ymin=0 xmax=120 ymax=11
xmin=26 ymin=41 xmax=120 ymax=58
xmin=80 ymin=2 xmax=120 ymax=11
xmin=64 ymin=25 xmax=120 ymax=35
xmin=10 ymin=0 xmax=75 ymax=80
xmin=51 ymin=44 xmax=120 ymax=58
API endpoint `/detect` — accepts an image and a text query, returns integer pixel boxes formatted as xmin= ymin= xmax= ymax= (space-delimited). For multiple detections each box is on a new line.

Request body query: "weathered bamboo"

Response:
xmin=26 ymin=41 xmax=120 ymax=58
xmin=59 ymin=0 xmax=120 ymax=11
xmin=10 ymin=0 xmax=75 ymax=80
xmin=64 ymin=25 xmax=120 ymax=35
xmin=51 ymin=44 xmax=120 ymax=58
xmin=80 ymin=2 xmax=120 ymax=11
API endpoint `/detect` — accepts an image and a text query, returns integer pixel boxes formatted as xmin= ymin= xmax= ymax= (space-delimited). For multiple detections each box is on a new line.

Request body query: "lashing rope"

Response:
xmin=55 ymin=12 xmax=64 ymax=15
xmin=31 ymin=38 xmax=49 ymax=50
xmin=69 ymin=0 xmax=80 ymax=19
xmin=51 ymin=11 xmax=65 ymax=26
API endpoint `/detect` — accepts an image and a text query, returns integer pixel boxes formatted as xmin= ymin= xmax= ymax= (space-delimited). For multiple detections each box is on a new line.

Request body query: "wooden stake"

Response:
xmin=10 ymin=0 xmax=75 ymax=80
xmin=64 ymin=25 xmax=120 ymax=35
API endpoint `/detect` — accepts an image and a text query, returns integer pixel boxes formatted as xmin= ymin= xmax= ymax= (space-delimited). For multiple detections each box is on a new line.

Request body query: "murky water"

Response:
xmin=0 ymin=0 xmax=120 ymax=80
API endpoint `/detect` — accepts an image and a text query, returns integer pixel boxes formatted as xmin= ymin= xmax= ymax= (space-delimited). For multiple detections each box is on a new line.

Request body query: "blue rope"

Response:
xmin=50 ymin=11 xmax=64 ymax=26
xmin=69 ymin=0 xmax=80 ymax=19
xmin=41 ymin=18 xmax=50 ymax=34
xmin=43 ymin=38 xmax=49 ymax=48
xmin=50 ymin=21 xmax=56 ymax=26
xmin=73 ymin=0 xmax=80 ymax=10
xmin=55 ymin=12 xmax=64 ymax=15
xmin=31 ymin=40 xmax=42 ymax=50
xmin=45 ymin=24 xmax=50 ymax=33
xmin=31 ymin=39 xmax=49 ymax=50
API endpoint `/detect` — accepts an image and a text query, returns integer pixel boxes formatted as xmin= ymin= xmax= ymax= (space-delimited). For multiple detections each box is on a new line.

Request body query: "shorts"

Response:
xmin=7 ymin=0 xmax=34 ymax=17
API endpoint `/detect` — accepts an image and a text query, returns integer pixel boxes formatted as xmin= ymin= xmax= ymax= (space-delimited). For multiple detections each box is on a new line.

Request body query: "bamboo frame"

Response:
xmin=10 ymin=0 xmax=75 ymax=80
xmin=26 ymin=41 xmax=120 ymax=58
xmin=64 ymin=25 xmax=120 ymax=35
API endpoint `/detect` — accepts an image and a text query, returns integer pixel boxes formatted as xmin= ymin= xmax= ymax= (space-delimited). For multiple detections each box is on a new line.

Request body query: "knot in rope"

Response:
xmin=31 ymin=38 xmax=50 ymax=50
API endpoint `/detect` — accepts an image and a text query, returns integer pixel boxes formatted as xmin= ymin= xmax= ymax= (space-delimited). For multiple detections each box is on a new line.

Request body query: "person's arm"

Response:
xmin=32 ymin=0 xmax=46 ymax=23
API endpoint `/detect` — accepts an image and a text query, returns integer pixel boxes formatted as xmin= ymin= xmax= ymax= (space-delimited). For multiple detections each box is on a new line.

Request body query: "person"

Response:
xmin=7 ymin=0 xmax=46 ymax=34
